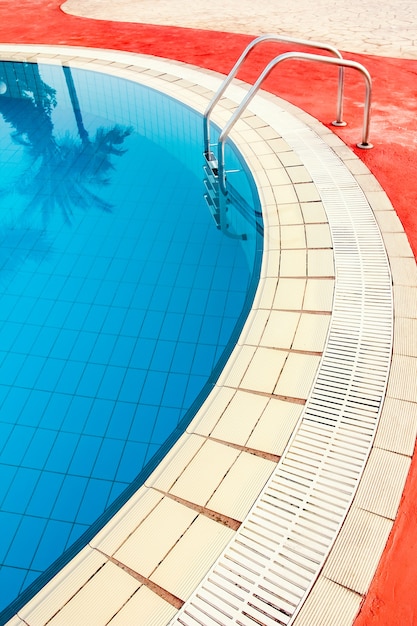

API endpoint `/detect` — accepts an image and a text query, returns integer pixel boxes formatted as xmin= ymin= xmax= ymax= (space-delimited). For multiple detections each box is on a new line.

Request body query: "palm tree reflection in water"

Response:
xmin=0 ymin=61 xmax=132 ymax=231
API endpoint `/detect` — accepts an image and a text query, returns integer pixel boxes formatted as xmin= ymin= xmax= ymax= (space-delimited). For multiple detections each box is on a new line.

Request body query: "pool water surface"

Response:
xmin=0 ymin=61 xmax=262 ymax=616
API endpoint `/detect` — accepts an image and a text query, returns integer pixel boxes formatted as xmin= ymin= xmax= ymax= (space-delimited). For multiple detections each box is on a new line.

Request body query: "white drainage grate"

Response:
xmin=171 ymin=126 xmax=393 ymax=626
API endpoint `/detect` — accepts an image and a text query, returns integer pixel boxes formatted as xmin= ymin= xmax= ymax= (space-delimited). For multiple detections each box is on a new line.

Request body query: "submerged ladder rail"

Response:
xmin=203 ymin=33 xmax=346 ymax=158
xmin=217 ymin=52 xmax=373 ymax=195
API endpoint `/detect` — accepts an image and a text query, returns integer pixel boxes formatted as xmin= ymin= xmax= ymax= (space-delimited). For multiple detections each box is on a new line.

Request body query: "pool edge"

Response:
xmin=0 ymin=45 xmax=414 ymax=626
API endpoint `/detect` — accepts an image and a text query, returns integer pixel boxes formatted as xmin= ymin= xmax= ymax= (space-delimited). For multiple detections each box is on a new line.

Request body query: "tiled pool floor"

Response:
xmin=1 ymin=45 xmax=415 ymax=626
xmin=0 ymin=53 xmax=265 ymax=614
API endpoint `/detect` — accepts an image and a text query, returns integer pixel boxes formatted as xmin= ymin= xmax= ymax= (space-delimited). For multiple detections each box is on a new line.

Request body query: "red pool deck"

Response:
xmin=0 ymin=2 xmax=417 ymax=624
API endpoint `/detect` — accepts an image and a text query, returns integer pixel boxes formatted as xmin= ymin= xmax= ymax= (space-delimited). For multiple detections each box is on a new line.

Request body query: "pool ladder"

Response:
xmin=203 ymin=34 xmax=373 ymax=229
xmin=203 ymin=149 xmax=252 ymax=240
xmin=203 ymin=150 xmax=221 ymax=228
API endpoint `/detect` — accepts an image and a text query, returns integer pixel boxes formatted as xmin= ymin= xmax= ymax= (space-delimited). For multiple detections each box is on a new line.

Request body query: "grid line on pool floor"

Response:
xmin=0 ymin=51 xmax=265 ymax=615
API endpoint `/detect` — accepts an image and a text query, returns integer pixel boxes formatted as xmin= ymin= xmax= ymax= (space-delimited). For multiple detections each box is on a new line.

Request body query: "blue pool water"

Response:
xmin=0 ymin=60 xmax=262 ymax=619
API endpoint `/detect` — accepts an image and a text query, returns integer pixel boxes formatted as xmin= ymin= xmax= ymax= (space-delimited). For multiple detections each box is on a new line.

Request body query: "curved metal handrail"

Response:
xmin=217 ymin=51 xmax=373 ymax=195
xmin=203 ymin=34 xmax=346 ymax=156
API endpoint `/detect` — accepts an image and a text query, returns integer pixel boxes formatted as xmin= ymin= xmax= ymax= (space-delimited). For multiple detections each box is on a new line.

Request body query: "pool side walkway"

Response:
xmin=0 ymin=2 xmax=417 ymax=626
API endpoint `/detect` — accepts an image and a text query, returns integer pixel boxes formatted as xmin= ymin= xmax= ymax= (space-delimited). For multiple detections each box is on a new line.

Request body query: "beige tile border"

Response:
xmin=0 ymin=45 xmax=415 ymax=626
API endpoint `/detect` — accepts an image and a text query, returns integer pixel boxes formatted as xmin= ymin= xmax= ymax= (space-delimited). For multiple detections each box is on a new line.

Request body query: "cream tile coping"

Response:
xmin=0 ymin=45 xmax=415 ymax=626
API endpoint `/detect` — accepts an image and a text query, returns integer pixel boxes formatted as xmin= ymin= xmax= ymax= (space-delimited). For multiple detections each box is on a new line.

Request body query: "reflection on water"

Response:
xmin=0 ymin=61 xmax=262 ymax=621
xmin=0 ymin=62 xmax=132 ymax=229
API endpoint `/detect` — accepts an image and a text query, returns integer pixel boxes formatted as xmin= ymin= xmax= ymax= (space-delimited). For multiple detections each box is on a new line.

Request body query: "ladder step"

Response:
xmin=204 ymin=150 xmax=219 ymax=176
xmin=203 ymin=194 xmax=221 ymax=228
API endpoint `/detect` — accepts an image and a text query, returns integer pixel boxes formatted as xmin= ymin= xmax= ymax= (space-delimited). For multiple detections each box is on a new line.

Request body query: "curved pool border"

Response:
xmin=1 ymin=45 xmax=416 ymax=626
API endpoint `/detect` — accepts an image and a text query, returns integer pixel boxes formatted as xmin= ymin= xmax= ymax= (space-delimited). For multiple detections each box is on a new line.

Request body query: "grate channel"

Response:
xmin=171 ymin=126 xmax=393 ymax=626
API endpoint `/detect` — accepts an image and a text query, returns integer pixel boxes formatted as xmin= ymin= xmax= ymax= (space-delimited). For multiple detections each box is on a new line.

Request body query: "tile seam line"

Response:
xmin=151 ymin=489 xmax=243 ymax=529
xmin=94 ymin=548 xmax=185 ymax=609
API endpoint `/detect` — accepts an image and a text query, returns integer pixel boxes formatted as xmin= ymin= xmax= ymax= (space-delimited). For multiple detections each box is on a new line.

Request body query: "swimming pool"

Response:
xmin=0 ymin=60 xmax=262 ymax=617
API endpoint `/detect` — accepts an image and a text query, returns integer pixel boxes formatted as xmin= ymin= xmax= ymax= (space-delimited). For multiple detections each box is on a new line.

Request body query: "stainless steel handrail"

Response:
xmin=203 ymin=34 xmax=346 ymax=156
xmin=217 ymin=51 xmax=373 ymax=195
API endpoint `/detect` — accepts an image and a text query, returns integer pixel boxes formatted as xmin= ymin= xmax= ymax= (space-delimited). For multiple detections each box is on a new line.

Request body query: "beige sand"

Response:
xmin=62 ymin=0 xmax=417 ymax=58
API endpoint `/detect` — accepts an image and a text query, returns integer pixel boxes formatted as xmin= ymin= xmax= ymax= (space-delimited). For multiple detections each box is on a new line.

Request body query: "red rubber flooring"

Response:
xmin=1 ymin=2 xmax=417 ymax=624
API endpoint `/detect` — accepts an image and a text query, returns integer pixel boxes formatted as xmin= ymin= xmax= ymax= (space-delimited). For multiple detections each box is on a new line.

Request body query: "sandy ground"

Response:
xmin=62 ymin=0 xmax=417 ymax=58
